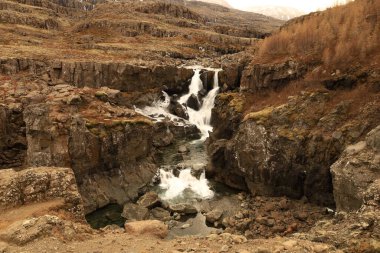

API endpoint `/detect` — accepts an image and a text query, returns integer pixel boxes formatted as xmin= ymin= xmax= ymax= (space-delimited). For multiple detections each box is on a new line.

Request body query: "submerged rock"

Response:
xmin=178 ymin=145 xmax=189 ymax=154
xmin=169 ymin=203 xmax=198 ymax=214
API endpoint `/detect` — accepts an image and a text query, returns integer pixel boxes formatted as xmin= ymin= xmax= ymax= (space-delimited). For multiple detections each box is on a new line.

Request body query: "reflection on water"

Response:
xmin=85 ymin=204 xmax=125 ymax=229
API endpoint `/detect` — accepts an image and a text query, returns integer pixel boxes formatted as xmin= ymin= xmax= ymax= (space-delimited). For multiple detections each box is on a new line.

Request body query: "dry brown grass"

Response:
xmin=258 ymin=0 xmax=380 ymax=69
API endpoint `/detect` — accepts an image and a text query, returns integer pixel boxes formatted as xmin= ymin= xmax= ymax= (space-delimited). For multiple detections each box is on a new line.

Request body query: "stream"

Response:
xmin=86 ymin=66 xmax=235 ymax=237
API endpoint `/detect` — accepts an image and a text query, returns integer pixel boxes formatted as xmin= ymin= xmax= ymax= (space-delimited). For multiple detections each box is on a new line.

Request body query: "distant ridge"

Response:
xmin=187 ymin=0 xmax=232 ymax=8
xmin=247 ymin=6 xmax=305 ymax=20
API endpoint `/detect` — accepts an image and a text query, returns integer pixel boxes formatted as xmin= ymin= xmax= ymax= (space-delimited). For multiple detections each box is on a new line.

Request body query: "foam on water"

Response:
xmin=134 ymin=91 xmax=183 ymax=124
xmin=178 ymin=69 xmax=203 ymax=105
xmin=185 ymin=70 xmax=220 ymax=139
xmin=158 ymin=168 xmax=214 ymax=201
xmin=135 ymin=66 xmax=221 ymax=202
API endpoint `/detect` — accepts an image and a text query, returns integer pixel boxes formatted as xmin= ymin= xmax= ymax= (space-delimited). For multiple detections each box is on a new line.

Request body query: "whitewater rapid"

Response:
xmin=158 ymin=168 xmax=214 ymax=201
xmin=135 ymin=66 xmax=221 ymax=202
xmin=184 ymin=69 xmax=220 ymax=139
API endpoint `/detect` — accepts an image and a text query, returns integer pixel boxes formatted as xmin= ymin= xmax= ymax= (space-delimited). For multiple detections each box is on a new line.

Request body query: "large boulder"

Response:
xmin=124 ymin=220 xmax=168 ymax=239
xmin=150 ymin=207 xmax=171 ymax=221
xmin=137 ymin=191 xmax=161 ymax=209
xmin=331 ymin=125 xmax=380 ymax=211
xmin=121 ymin=203 xmax=149 ymax=221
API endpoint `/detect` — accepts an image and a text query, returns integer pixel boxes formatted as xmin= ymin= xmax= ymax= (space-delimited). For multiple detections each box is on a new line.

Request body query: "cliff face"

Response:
xmin=210 ymin=91 xmax=380 ymax=206
xmin=0 ymin=105 xmax=27 ymax=169
xmin=0 ymin=77 xmax=160 ymax=213
xmin=0 ymin=58 xmax=194 ymax=92
xmin=208 ymin=0 xmax=380 ymax=209
xmin=331 ymin=125 xmax=380 ymax=211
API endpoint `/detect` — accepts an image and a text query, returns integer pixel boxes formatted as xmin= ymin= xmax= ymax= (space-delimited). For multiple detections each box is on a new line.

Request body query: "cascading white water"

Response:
xmin=180 ymin=68 xmax=221 ymax=139
xmin=158 ymin=168 xmax=214 ymax=201
xmin=178 ymin=69 xmax=203 ymax=105
xmin=135 ymin=66 xmax=221 ymax=202
xmin=186 ymin=70 xmax=220 ymax=139
xmin=134 ymin=91 xmax=183 ymax=123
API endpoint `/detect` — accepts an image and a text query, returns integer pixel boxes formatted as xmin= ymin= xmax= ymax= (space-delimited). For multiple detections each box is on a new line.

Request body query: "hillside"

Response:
xmin=257 ymin=0 xmax=379 ymax=70
xmin=187 ymin=0 xmax=232 ymax=8
xmin=0 ymin=0 xmax=283 ymax=65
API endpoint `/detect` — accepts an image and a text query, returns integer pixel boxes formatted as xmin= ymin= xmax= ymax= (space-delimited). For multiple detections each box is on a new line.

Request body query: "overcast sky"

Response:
xmin=225 ymin=0 xmax=345 ymax=12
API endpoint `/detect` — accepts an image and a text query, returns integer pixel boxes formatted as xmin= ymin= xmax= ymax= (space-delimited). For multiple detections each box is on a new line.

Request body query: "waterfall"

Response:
xmin=178 ymin=69 xmax=203 ymax=105
xmin=134 ymin=91 xmax=182 ymax=123
xmin=134 ymin=66 xmax=221 ymax=203
xmin=158 ymin=168 xmax=214 ymax=201
xmin=136 ymin=67 xmax=221 ymax=139
xmin=180 ymin=68 xmax=221 ymax=139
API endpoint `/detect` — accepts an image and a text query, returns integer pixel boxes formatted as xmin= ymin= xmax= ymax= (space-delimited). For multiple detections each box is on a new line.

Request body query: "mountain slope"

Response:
xmin=0 ymin=0 xmax=283 ymax=65
xmin=258 ymin=0 xmax=379 ymax=70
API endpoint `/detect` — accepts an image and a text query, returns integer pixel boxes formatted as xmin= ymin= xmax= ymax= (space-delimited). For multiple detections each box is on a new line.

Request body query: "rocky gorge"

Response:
xmin=0 ymin=0 xmax=379 ymax=252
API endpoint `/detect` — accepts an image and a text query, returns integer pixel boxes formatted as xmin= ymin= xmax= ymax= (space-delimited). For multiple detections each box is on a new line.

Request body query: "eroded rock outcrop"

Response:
xmin=241 ymin=60 xmax=307 ymax=91
xmin=331 ymin=125 xmax=380 ymax=211
xmin=23 ymin=102 xmax=157 ymax=213
xmin=295 ymin=126 xmax=380 ymax=252
xmin=0 ymin=215 xmax=93 ymax=246
xmin=209 ymin=91 xmax=380 ymax=206
xmin=0 ymin=105 xmax=27 ymax=169
xmin=0 ymin=58 xmax=194 ymax=93
xmin=0 ymin=77 xmax=159 ymax=214
xmin=0 ymin=167 xmax=84 ymax=216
